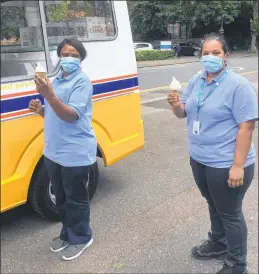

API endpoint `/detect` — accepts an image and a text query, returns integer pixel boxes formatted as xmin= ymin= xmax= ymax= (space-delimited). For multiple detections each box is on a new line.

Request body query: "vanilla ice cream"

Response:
xmin=169 ymin=76 xmax=182 ymax=93
xmin=35 ymin=62 xmax=46 ymax=79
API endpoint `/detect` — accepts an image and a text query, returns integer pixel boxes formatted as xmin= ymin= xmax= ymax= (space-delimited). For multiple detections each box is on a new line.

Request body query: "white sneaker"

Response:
xmin=61 ymin=238 xmax=93 ymax=261
xmin=50 ymin=237 xmax=69 ymax=252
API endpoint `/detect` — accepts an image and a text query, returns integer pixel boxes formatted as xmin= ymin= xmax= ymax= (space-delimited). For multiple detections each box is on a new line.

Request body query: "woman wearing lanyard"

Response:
xmin=168 ymin=33 xmax=258 ymax=274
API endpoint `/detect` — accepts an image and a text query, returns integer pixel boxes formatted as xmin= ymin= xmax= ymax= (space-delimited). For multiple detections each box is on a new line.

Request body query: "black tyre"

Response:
xmin=28 ymin=159 xmax=100 ymax=221
xmin=88 ymin=161 xmax=100 ymax=200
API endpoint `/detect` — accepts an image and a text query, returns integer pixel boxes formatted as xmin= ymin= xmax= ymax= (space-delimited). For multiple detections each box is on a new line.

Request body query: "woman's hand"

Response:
xmin=34 ymin=75 xmax=55 ymax=101
xmin=228 ymin=165 xmax=244 ymax=188
xmin=29 ymin=99 xmax=43 ymax=114
xmin=167 ymin=92 xmax=180 ymax=107
xmin=167 ymin=91 xmax=186 ymax=118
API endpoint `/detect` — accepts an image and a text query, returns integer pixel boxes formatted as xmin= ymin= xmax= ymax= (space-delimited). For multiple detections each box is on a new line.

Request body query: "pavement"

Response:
xmin=137 ymin=51 xmax=258 ymax=68
xmin=1 ymin=56 xmax=258 ymax=274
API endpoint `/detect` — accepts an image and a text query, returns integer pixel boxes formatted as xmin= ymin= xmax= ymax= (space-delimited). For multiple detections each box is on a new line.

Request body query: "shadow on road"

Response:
xmin=1 ymin=165 xmax=118 ymax=233
xmin=1 ymin=204 xmax=37 ymax=226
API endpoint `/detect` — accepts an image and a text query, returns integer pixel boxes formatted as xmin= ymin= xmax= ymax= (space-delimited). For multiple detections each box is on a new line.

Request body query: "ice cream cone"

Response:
xmin=35 ymin=62 xmax=47 ymax=79
xmin=169 ymin=76 xmax=181 ymax=94
xmin=36 ymin=72 xmax=46 ymax=79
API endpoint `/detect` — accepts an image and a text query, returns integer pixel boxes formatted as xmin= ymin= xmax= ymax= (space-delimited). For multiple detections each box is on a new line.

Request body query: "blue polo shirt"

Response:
xmin=43 ymin=68 xmax=97 ymax=167
xmin=180 ymin=67 xmax=258 ymax=168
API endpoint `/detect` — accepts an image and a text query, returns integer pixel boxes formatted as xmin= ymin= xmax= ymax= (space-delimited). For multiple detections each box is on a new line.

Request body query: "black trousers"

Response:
xmin=44 ymin=157 xmax=92 ymax=245
xmin=190 ymin=158 xmax=254 ymax=266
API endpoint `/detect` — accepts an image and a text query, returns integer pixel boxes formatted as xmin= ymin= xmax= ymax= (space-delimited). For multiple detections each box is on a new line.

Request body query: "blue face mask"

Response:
xmin=200 ymin=55 xmax=224 ymax=73
xmin=60 ymin=57 xmax=80 ymax=74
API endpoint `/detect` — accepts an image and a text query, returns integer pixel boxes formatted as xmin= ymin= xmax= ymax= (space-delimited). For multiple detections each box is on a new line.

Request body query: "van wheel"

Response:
xmin=88 ymin=161 xmax=100 ymax=200
xmin=28 ymin=159 xmax=100 ymax=222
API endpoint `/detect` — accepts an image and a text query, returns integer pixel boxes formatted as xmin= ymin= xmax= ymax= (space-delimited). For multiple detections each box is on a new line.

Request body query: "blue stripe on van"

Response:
xmin=1 ymin=77 xmax=139 ymax=114
xmin=93 ymin=77 xmax=138 ymax=96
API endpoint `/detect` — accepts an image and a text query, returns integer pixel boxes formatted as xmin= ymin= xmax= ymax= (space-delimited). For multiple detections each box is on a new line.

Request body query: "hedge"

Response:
xmin=135 ymin=50 xmax=175 ymax=61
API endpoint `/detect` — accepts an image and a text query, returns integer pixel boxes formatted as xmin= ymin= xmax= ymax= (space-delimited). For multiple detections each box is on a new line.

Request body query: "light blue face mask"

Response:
xmin=60 ymin=57 xmax=80 ymax=74
xmin=200 ymin=55 xmax=224 ymax=73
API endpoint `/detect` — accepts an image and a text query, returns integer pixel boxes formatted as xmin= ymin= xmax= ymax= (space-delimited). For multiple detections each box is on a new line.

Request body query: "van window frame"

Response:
xmin=1 ymin=0 xmax=118 ymax=83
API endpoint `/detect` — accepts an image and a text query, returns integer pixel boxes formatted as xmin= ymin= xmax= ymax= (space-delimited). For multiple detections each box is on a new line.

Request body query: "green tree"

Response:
xmin=47 ymin=0 xmax=97 ymax=22
xmin=128 ymin=0 xmax=199 ymax=40
xmin=239 ymin=0 xmax=258 ymax=51
xmin=178 ymin=1 xmax=200 ymax=39
xmin=1 ymin=6 xmax=25 ymax=41
xmin=250 ymin=0 xmax=258 ymax=52
xmin=128 ymin=0 xmax=242 ymax=41
xmin=48 ymin=0 xmax=72 ymax=22
xmin=128 ymin=1 xmax=168 ymax=41
xmin=194 ymin=1 xmax=241 ymax=33
xmin=156 ymin=1 xmax=200 ymax=39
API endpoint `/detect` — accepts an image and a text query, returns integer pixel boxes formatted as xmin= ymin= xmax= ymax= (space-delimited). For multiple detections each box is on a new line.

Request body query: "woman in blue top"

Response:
xmin=29 ymin=37 xmax=97 ymax=261
xmin=168 ymin=33 xmax=258 ymax=274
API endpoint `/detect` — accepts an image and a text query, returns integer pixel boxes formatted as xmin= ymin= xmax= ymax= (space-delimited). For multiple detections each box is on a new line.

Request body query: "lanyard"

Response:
xmin=196 ymin=69 xmax=229 ymax=116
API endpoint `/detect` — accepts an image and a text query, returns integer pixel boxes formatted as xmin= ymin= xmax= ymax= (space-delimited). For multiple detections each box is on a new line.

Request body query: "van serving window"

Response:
xmin=1 ymin=1 xmax=47 ymax=79
xmin=44 ymin=1 xmax=116 ymax=47
xmin=1 ymin=0 xmax=116 ymax=80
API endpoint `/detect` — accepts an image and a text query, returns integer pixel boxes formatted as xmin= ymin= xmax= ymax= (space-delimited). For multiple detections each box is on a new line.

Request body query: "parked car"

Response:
xmin=173 ymin=42 xmax=200 ymax=56
xmin=133 ymin=42 xmax=154 ymax=50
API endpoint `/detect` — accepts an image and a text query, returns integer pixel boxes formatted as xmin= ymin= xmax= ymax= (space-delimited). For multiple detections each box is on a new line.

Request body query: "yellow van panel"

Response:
xmin=1 ymin=92 xmax=144 ymax=212
xmin=1 ymin=116 xmax=44 ymax=181
xmin=93 ymin=92 xmax=144 ymax=165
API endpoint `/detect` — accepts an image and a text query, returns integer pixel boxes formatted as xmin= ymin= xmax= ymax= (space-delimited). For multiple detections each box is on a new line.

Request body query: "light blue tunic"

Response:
xmin=180 ymin=67 xmax=258 ymax=168
xmin=44 ymin=68 xmax=97 ymax=167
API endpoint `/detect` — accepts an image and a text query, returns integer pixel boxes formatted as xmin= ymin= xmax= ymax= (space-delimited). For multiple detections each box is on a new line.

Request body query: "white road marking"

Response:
xmin=141 ymin=96 xmax=167 ymax=104
xmin=138 ymin=64 xmax=187 ymax=73
xmin=231 ymin=66 xmax=245 ymax=72
xmin=141 ymin=105 xmax=166 ymax=115
xmin=140 ymin=70 xmax=258 ymax=93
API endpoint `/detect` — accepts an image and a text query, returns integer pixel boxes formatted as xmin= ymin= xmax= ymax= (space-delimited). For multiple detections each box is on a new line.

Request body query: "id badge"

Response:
xmin=193 ymin=121 xmax=200 ymax=135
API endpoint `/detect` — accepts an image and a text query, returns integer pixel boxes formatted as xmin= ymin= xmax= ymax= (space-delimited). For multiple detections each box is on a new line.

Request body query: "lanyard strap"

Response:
xmin=196 ymin=69 xmax=229 ymax=114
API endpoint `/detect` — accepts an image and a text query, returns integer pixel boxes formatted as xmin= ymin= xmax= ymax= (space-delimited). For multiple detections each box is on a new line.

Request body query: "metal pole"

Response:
xmin=39 ymin=0 xmax=53 ymax=73
xmin=219 ymin=17 xmax=224 ymax=35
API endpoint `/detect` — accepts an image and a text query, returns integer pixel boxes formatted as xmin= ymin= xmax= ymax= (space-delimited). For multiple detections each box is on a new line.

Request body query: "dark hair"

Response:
xmin=200 ymin=33 xmax=228 ymax=54
xmin=57 ymin=37 xmax=87 ymax=60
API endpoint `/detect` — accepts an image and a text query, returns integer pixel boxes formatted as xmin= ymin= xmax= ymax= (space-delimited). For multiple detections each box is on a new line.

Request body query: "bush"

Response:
xmin=135 ymin=50 xmax=175 ymax=61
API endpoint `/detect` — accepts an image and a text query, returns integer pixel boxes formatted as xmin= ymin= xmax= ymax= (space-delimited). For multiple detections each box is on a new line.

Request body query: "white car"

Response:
xmin=133 ymin=42 xmax=154 ymax=50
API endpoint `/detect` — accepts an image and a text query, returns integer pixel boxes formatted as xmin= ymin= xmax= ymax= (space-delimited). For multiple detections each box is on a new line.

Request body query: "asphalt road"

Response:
xmin=1 ymin=56 xmax=258 ymax=274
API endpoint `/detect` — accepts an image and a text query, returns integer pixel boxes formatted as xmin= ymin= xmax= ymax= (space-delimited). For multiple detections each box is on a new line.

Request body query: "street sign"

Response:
xmin=160 ymin=41 xmax=172 ymax=50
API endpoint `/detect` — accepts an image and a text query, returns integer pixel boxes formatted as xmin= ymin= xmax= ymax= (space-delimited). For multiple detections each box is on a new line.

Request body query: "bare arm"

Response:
xmin=172 ymin=103 xmax=187 ymax=119
xmin=39 ymin=107 xmax=44 ymax=118
xmin=228 ymin=120 xmax=256 ymax=188
xmin=168 ymin=93 xmax=187 ymax=119
xmin=233 ymin=120 xmax=255 ymax=168
xmin=228 ymin=81 xmax=258 ymax=188
xmin=28 ymin=99 xmax=45 ymax=118
xmin=34 ymin=76 xmax=78 ymax=123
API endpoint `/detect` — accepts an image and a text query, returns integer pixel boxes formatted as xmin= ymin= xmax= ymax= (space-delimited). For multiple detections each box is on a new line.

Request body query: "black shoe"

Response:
xmin=191 ymin=234 xmax=227 ymax=260
xmin=217 ymin=263 xmax=248 ymax=274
